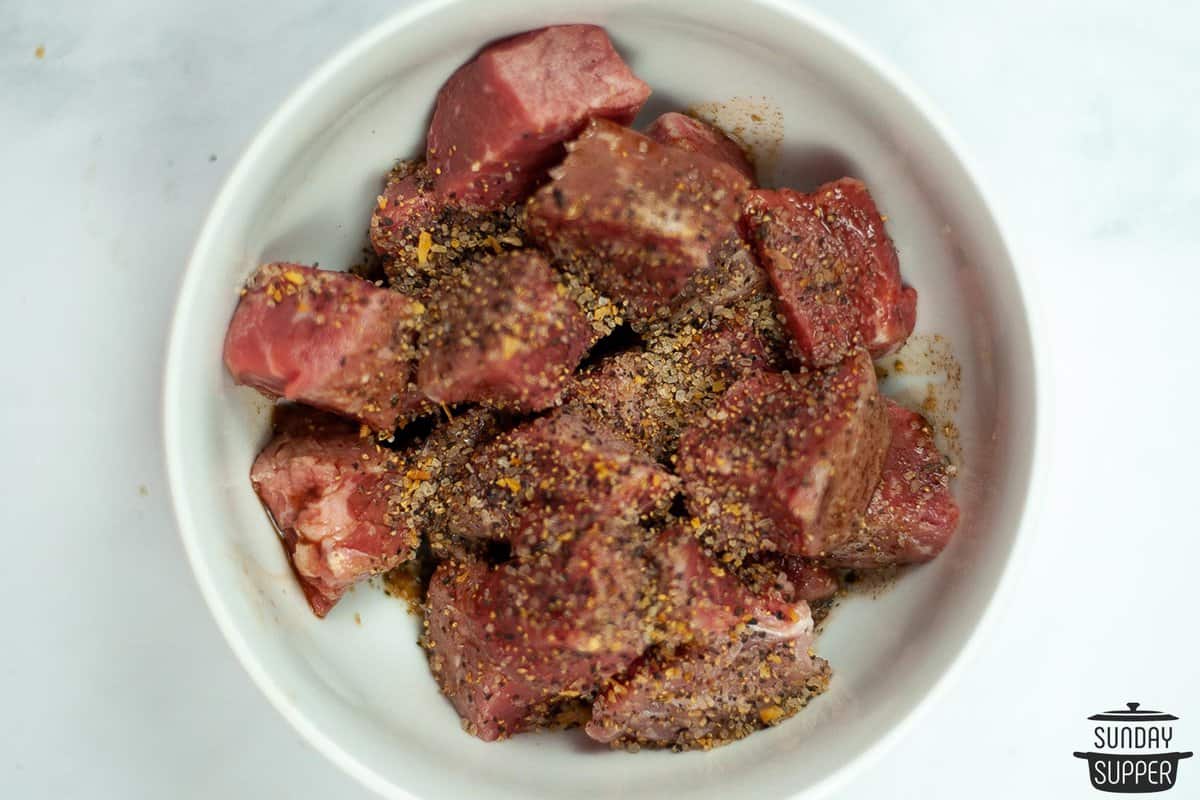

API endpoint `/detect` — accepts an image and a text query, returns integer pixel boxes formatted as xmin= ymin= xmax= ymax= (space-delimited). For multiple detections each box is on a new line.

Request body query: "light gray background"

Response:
xmin=2 ymin=1 xmax=1197 ymax=797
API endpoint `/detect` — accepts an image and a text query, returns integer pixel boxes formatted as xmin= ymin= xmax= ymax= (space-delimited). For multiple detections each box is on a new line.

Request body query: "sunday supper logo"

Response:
xmin=1074 ymin=703 xmax=1192 ymax=793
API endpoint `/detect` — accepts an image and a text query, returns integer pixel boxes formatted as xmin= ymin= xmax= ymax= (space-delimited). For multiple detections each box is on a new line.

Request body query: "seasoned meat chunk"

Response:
xmin=440 ymin=411 xmax=678 ymax=553
xmin=223 ymin=263 xmax=429 ymax=431
xmin=645 ymin=112 xmax=755 ymax=182
xmin=590 ymin=523 xmax=831 ymax=749
xmin=423 ymin=527 xmax=650 ymax=741
xmin=417 ymin=251 xmax=593 ymax=412
xmin=683 ymin=313 xmax=780 ymax=381
xmin=428 ymin=25 xmax=650 ymax=206
xmin=385 ymin=407 xmax=508 ymax=562
xmin=677 ymin=349 xmax=890 ymax=561
xmin=743 ymin=179 xmax=917 ymax=366
xmin=664 ymin=243 xmax=774 ymax=330
xmin=650 ymin=523 xmax=813 ymax=647
xmin=586 ymin=600 xmax=830 ymax=750
xmin=527 ymin=120 xmax=751 ymax=323
xmin=369 ymin=161 xmax=526 ymax=297
xmin=736 ymin=554 xmax=840 ymax=604
xmin=556 ymin=269 xmax=628 ymax=341
xmin=823 ymin=400 xmax=960 ymax=567
xmin=250 ymin=406 xmax=418 ymax=617
xmin=770 ymin=557 xmax=839 ymax=602
xmin=564 ymin=314 xmax=776 ymax=460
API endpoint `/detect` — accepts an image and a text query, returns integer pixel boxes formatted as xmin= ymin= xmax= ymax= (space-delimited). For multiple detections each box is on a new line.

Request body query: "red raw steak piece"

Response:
xmin=423 ymin=527 xmax=650 ymax=740
xmin=586 ymin=600 xmax=829 ymax=750
xmin=428 ymin=25 xmax=650 ymax=205
xmin=824 ymin=400 xmax=960 ymax=567
xmin=417 ymin=251 xmax=593 ymax=411
xmin=677 ymin=349 xmax=890 ymax=560
xmin=743 ymin=179 xmax=916 ymax=366
xmin=250 ymin=406 xmax=417 ymax=617
xmin=223 ymin=263 xmax=428 ymax=431
xmin=645 ymin=111 xmax=755 ymax=181
xmin=527 ymin=119 xmax=751 ymax=321
xmin=439 ymin=411 xmax=678 ymax=552
xmin=564 ymin=313 xmax=776 ymax=459
xmin=369 ymin=161 xmax=526 ymax=297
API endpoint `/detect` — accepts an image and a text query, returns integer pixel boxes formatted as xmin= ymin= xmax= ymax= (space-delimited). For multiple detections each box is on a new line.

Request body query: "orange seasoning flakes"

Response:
xmin=417 ymin=231 xmax=434 ymax=265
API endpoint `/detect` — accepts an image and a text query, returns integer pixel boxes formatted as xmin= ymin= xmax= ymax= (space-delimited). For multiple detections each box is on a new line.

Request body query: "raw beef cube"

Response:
xmin=563 ymin=348 xmax=664 ymax=454
xmin=736 ymin=554 xmax=840 ymax=604
xmin=824 ymin=400 xmax=960 ymax=567
xmin=423 ymin=527 xmax=651 ymax=741
xmin=590 ymin=524 xmax=832 ymax=749
xmin=223 ymin=263 xmax=429 ymax=431
xmin=683 ymin=312 xmax=776 ymax=374
xmin=664 ymin=242 xmax=772 ymax=328
xmin=369 ymin=161 xmax=438 ymax=264
xmin=250 ymin=405 xmax=418 ymax=617
xmin=386 ymin=407 xmax=509 ymax=561
xmin=564 ymin=313 xmax=776 ymax=459
xmin=439 ymin=411 xmax=678 ymax=552
xmin=677 ymin=349 xmax=890 ymax=561
xmin=527 ymin=120 xmax=751 ymax=321
xmin=650 ymin=523 xmax=813 ymax=647
xmin=417 ymin=251 xmax=594 ymax=411
xmin=650 ymin=524 xmax=752 ymax=645
xmin=369 ymin=161 xmax=526 ymax=297
xmin=662 ymin=242 xmax=792 ymax=364
xmin=743 ymin=179 xmax=917 ymax=366
xmin=586 ymin=600 xmax=830 ymax=750
xmin=556 ymin=269 xmax=627 ymax=341
xmin=818 ymin=178 xmax=918 ymax=354
xmin=645 ymin=112 xmax=756 ymax=182
xmin=428 ymin=25 xmax=651 ymax=205
xmin=770 ymin=557 xmax=839 ymax=602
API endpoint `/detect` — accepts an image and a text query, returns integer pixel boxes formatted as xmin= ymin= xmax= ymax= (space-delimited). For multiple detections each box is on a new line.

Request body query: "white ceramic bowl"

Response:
xmin=164 ymin=1 xmax=1043 ymax=798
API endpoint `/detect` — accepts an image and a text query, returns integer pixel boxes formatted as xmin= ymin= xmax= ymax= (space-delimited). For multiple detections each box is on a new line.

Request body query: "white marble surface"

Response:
xmin=1 ymin=1 xmax=1196 ymax=798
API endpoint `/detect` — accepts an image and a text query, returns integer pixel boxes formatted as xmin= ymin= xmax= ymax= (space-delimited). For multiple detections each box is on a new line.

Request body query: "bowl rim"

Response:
xmin=162 ymin=1 xmax=1050 ymax=797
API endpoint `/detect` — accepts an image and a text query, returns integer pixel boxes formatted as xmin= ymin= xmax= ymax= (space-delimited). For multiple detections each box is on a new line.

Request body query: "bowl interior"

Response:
xmin=165 ymin=1 xmax=1037 ymax=798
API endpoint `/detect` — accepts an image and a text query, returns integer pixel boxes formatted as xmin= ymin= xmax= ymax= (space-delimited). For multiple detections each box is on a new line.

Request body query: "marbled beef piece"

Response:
xmin=586 ymin=599 xmax=830 ymax=750
xmin=770 ymin=557 xmax=839 ymax=602
xmin=527 ymin=120 xmax=751 ymax=324
xmin=223 ymin=263 xmax=429 ymax=432
xmin=439 ymin=411 xmax=678 ymax=553
xmin=645 ymin=112 xmax=756 ymax=182
xmin=564 ymin=313 xmax=776 ymax=460
xmin=417 ymin=251 xmax=593 ymax=412
xmin=823 ymin=400 xmax=960 ymax=567
xmin=555 ymin=268 xmax=628 ymax=342
xmin=682 ymin=312 xmax=780 ymax=383
xmin=384 ymin=407 xmax=509 ymax=562
xmin=663 ymin=243 xmax=776 ymax=332
xmin=250 ymin=405 xmax=418 ymax=617
xmin=428 ymin=25 xmax=650 ymax=206
xmin=650 ymin=523 xmax=814 ymax=648
xmin=589 ymin=522 xmax=832 ymax=749
xmin=423 ymin=526 xmax=651 ymax=741
xmin=369 ymin=161 xmax=526 ymax=297
xmin=736 ymin=554 xmax=840 ymax=604
xmin=677 ymin=349 xmax=890 ymax=561
xmin=743 ymin=179 xmax=917 ymax=366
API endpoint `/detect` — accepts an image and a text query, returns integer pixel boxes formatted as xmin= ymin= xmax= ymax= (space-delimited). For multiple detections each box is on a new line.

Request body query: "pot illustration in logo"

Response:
xmin=1074 ymin=702 xmax=1192 ymax=793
